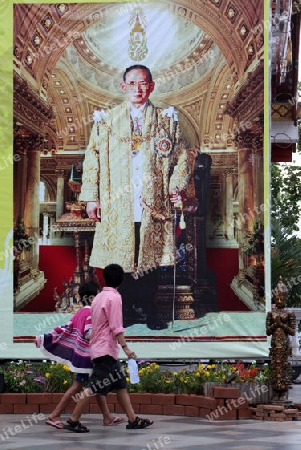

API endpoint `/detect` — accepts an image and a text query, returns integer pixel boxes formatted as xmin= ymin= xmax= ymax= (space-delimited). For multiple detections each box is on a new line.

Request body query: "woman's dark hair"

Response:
xmin=103 ymin=264 xmax=124 ymax=288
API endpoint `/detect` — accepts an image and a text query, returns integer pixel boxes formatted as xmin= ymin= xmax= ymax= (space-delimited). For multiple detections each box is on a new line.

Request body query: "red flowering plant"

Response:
xmin=231 ymin=362 xmax=261 ymax=382
xmin=202 ymin=360 xmax=270 ymax=384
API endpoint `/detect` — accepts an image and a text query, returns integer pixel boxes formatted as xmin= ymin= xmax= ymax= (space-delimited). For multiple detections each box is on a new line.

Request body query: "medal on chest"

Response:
xmin=154 ymin=130 xmax=173 ymax=158
xmin=154 ymin=113 xmax=174 ymax=157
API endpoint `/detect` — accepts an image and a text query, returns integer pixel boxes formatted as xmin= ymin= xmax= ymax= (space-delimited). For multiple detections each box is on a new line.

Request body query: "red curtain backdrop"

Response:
xmin=20 ymin=246 xmax=247 ymax=313
xmin=20 ymin=246 xmax=105 ymax=312
xmin=207 ymin=248 xmax=248 ymax=311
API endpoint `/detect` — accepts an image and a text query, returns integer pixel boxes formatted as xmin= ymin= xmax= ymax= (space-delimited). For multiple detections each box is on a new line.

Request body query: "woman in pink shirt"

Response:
xmin=64 ymin=264 xmax=154 ymax=432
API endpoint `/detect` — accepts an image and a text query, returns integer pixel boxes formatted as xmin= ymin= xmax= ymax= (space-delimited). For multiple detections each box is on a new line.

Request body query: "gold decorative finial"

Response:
xmin=128 ymin=8 xmax=148 ymax=61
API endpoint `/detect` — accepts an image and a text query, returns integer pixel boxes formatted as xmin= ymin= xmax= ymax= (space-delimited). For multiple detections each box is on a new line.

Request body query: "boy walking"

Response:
xmin=36 ymin=281 xmax=123 ymax=428
xmin=64 ymin=264 xmax=154 ymax=432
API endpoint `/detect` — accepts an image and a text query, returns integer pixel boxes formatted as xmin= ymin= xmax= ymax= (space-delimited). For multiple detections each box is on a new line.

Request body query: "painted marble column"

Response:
xmin=224 ymin=170 xmax=234 ymax=240
xmin=24 ymin=147 xmax=41 ymax=271
xmin=56 ymin=169 xmax=65 ymax=219
xmin=252 ymin=118 xmax=264 ymax=214
xmin=49 ymin=216 xmax=55 ymax=241
xmin=236 ymin=131 xmax=254 ymax=271
xmin=43 ymin=213 xmax=49 ymax=241
xmin=14 ymin=147 xmax=28 ymax=223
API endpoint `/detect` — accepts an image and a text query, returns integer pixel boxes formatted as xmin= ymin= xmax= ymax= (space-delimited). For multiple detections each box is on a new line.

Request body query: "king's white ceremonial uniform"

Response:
xmin=79 ymin=99 xmax=190 ymax=273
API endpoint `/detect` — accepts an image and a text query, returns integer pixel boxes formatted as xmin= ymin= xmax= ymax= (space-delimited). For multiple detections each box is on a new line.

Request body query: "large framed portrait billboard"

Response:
xmin=0 ymin=0 xmax=269 ymax=359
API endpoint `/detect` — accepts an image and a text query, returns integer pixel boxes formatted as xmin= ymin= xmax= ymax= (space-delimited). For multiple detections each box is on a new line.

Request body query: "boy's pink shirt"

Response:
xmin=89 ymin=286 xmax=125 ymax=361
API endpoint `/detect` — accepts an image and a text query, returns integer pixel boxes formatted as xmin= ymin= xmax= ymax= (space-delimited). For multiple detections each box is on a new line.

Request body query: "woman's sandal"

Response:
xmin=64 ymin=418 xmax=89 ymax=433
xmin=126 ymin=417 xmax=154 ymax=429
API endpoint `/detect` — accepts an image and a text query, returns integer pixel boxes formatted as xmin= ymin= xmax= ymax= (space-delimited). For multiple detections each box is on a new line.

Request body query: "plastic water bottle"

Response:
xmin=127 ymin=358 xmax=140 ymax=384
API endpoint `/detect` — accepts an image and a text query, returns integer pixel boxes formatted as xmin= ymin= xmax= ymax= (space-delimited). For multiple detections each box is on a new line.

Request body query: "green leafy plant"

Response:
xmin=1 ymin=360 xmax=270 ymax=394
xmin=271 ymin=163 xmax=301 ymax=235
xmin=0 ymin=360 xmax=74 ymax=393
xmin=1 ymin=361 xmax=45 ymax=393
xmin=43 ymin=362 xmax=74 ymax=393
xmin=271 ymin=218 xmax=301 ymax=307
xmin=173 ymin=367 xmax=205 ymax=394
xmin=125 ymin=360 xmax=270 ymax=394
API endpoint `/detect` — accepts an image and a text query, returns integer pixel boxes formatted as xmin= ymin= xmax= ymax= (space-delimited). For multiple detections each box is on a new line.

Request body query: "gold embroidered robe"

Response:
xmin=79 ymin=100 xmax=190 ymax=273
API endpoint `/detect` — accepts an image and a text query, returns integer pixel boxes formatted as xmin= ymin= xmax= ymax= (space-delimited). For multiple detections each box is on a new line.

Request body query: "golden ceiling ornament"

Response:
xmin=128 ymin=8 xmax=148 ymax=61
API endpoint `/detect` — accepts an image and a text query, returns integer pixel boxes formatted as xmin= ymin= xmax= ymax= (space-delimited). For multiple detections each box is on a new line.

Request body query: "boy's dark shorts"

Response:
xmin=88 ymin=355 xmax=127 ymax=395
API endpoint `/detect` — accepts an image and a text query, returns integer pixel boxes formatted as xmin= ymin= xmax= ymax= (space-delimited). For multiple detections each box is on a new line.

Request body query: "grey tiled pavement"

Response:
xmin=0 ymin=385 xmax=301 ymax=449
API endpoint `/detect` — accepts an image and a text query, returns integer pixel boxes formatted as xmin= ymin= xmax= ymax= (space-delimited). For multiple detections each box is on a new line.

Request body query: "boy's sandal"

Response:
xmin=64 ymin=418 xmax=89 ymax=433
xmin=126 ymin=417 xmax=154 ymax=429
